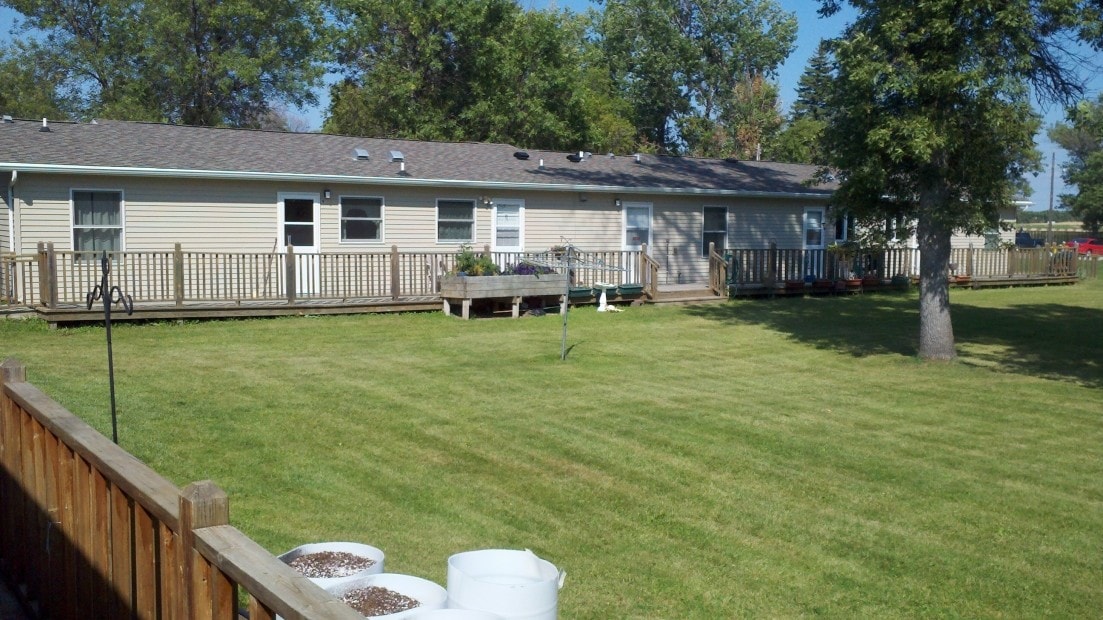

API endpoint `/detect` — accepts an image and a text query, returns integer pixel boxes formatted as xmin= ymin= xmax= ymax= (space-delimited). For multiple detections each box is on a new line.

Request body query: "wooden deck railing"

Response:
xmin=12 ymin=244 xmax=649 ymax=309
xmin=722 ymin=245 xmax=1088 ymax=286
xmin=0 ymin=358 xmax=363 ymax=619
xmin=6 ymin=244 xmax=1093 ymax=311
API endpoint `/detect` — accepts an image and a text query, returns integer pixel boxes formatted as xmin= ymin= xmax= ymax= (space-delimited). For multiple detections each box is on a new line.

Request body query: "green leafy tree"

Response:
xmin=326 ymin=0 xmax=589 ymax=150
xmin=596 ymin=0 xmax=795 ymax=155
xmin=767 ymin=116 xmax=826 ymax=164
xmin=817 ymin=0 xmax=1100 ymax=360
xmin=2 ymin=0 xmax=325 ymax=126
xmin=1049 ymin=95 xmax=1103 ymax=234
xmin=0 ymin=44 xmax=70 ymax=119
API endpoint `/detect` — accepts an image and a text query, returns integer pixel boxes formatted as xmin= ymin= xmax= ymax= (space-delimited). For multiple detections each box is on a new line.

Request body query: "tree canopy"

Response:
xmin=325 ymin=0 xmax=591 ymax=150
xmin=1 ymin=0 xmax=326 ymax=127
xmin=596 ymin=0 xmax=796 ymax=155
xmin=816 ymin=0 xmax=1100 ymax=360
xmin=1049 ymin=95 xmax=1103 ymax=234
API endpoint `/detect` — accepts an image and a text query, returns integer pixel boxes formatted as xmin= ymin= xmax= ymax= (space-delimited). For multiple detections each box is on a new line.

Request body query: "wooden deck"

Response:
xmin=2 ymin=244 xmax=1095 ymax=325
xmin=32 ymin=295 xmax=445 ymax=325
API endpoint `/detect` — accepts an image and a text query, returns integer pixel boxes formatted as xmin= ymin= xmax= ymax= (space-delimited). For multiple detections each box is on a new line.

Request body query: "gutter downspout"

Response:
xmin=6 ymin=170 xmax=16 ymax=254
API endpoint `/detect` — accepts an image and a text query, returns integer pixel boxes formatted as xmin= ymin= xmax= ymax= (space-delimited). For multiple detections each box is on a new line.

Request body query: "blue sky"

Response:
xmin=4 ymin=1 xmax=1100 ymax=208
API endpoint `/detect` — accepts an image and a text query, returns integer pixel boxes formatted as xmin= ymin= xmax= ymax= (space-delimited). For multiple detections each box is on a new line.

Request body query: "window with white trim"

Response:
xmin=702 ymin=206 xmax=727 ymax=256
xmin=437 ymin=199 xmax=475 ymax=242
xmin=803 ymin=207 xmax=825 ymax=248
xmin=72 ymin=190 xmax=123 ymax=255
xmin=341 ymin=196 xmax=383 ymax=242
xmin=492 ymin=200 xmax=523 ymax=251
xmin=624 ymin=202 xmax=651 ymax=249
xmin=834 ymin=213 xmax=855 ymax=242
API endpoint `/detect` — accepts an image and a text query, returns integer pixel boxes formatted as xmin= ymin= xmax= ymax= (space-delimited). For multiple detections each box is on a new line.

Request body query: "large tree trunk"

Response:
xmin=916 ymin=201 xmax=956 ymax=361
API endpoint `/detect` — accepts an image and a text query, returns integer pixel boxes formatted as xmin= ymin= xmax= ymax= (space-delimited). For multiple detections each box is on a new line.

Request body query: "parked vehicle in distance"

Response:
xmin=1015 ymin=230 xmax=1045 ymax=248
xmin=1069 ymin=237 xmax=1103 ymax=255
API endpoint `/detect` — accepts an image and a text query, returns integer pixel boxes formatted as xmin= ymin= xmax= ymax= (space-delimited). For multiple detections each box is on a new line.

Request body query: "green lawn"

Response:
xmin=2 ymin=280 xmax=1101 ymax=618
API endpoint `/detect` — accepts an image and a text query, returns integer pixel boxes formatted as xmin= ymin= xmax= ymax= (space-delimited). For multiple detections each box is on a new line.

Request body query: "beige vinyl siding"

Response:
xmin=1 ymin=172 xmax=10 ymax=254
xmin=126 ymin=179 xmax=290 ymax=252
xmin=653 ymin=198 xmax=707 ymax=284
xmin=522 ymin=193 xmax=621 ymax=250
xmin=11 ymin=174 xmax=74 ymax=253
xmin=10 ymin=174 xmax=831 ymax=284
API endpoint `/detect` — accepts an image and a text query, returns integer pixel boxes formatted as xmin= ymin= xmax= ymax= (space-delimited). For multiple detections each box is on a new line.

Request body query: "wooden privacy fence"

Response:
xmin=10 ymin=244 xmax=648 ymax=309
xmin=0 ymin=358 xmax=363 ymax=620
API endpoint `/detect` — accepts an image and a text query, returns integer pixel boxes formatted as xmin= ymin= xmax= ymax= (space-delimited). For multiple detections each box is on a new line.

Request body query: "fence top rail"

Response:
xmin=194 ymin=524 xmax=364 ymax=620
xmin=2 ymin=379 xmax=181 ymax=529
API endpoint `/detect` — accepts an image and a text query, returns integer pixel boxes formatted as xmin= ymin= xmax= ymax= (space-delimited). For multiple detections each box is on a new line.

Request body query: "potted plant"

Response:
xmin=827 ymin=241 xmax=861 ymax=288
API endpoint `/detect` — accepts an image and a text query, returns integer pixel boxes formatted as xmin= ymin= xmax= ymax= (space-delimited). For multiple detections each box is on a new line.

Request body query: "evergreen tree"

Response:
xmin=790 ymin=41 xmax=834 ymax=123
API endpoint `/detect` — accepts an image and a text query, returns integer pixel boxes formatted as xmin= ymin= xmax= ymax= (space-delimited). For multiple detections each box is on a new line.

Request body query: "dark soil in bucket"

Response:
xmin=287 ymin=551 xmax=377 ymax=579
xmin=340 ymin=586 xmax=420 ymax=616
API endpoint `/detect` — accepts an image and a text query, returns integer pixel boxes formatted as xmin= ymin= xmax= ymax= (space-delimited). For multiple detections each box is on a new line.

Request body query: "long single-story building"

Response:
xmin=2 ymin=116 xmax=847 ymax=287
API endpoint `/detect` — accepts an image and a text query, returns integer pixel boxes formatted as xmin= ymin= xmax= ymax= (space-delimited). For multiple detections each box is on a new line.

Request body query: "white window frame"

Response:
xmin=491 ymin=199 xmax=524 ymax=252
xmin=276 ymin=192 xmax=320 ymax=251
xmin=339 ymin=195 xmax=385 ymax=244
xmin=702 ymin=205 xmax=728 ymax=257
xmin=834 ymin=212 xmax=855 ymax=242
xmin=436 ymin=198 xmax=476 ymax=244
xmin=71 ymin=188 xmax=125 ymax=255
xmin=623 ymin=201 xmax=652 ymax=250
xmin=803 ymin=207 xmax=825 ymax=249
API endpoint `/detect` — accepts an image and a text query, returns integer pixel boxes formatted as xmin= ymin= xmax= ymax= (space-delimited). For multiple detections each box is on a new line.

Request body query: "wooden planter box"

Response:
xmin=440 ymin=273 xmax=567 ymax=299
xmin=440 ymin=273 xmax=568 ymax=319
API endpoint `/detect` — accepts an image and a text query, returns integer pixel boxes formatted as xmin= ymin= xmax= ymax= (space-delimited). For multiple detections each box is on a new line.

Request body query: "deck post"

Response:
xmin=36 ymin=242 xmax=46 ymax=307
xmin=173 ymin=243 xmax=184 ymax=307
xmin=0 ymin=358 xmax=27 ymax=600
xmin=390 ymin=245 xmax=400 ymax=301
xmin=43 ymin=242 xmax=58 ymax=309
xmin=285 ymin=246 xmax=296 ymax=305
xmin=179 ymin=481 xmax=230 ymax=620
xmin=766 ymin=241 xmax=778 ymax=288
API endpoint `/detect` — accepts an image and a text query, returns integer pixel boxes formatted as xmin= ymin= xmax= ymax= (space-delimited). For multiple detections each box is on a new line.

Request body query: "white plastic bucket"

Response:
xmin=446 ymin=549 xmax=564 ymax=620
xmin=328 ymin=573 xmax=448 ymax=619
xmin=278 ymin=542 xmax=385 ymax=590
xmin=407 ymin=610 xmax=504 ymax=620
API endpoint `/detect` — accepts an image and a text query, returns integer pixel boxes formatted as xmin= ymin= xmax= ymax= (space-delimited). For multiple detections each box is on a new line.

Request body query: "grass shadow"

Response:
xmin=684 ymin=292 xmax=1103 ymax=388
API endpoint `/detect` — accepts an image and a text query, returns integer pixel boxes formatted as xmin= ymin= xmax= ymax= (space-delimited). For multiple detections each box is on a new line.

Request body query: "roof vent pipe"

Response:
xmin=539 ymin=158 xmax=544 ymax=168
xmin=634 ymin=153 xmax=641 ymax=163
xmin=40 ymin=118 xmax=50 ymax=132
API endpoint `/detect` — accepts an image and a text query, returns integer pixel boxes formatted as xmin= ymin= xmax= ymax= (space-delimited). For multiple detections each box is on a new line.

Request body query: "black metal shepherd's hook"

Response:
xmin=86 ymin=251 xmax=133 ymax=444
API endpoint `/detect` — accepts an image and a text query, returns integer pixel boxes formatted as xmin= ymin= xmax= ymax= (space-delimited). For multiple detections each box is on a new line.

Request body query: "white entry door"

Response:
xmin=278 ymin=192 xmax=320 ymax=296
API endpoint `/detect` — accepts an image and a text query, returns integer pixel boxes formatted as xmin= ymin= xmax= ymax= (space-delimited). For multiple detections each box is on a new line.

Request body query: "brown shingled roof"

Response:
xmin=0 ymin=118 xmax=834 ymax=196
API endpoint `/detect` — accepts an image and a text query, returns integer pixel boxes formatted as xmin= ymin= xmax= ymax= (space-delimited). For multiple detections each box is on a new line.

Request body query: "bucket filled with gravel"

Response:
xmin=279 ymin=542 xmax=385 ymax=589
xmin=327 ymin=573 xmax=448 ymax=619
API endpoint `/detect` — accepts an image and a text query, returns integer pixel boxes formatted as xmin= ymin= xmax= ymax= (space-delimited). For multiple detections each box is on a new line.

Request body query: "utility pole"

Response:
xmin=1047 ymin=152 xmax=1055 ymax=245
